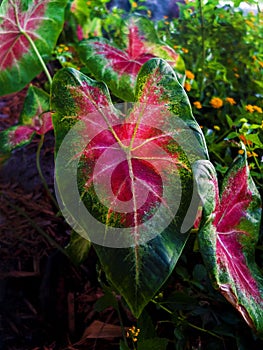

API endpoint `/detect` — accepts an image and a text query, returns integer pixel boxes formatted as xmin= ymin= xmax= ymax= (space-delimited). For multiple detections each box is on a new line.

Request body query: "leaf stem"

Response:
xmin=13 ymin=4 xmax=52 ymax=86
xmin=22 ymin=31 xmax=53 ymax=86
xmin=151 ymin=299 xmax=223 ymax=340
xmin=198 ymin=0 xmax=206 ymax=98
xmin=116 ymin=298 xmax=129 ymax=347
xmin=36 ymin=133 xmax=59 ymax=209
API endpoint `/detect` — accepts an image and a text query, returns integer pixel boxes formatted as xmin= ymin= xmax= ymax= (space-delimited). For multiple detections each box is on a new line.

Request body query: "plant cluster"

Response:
xmin=0 ymin=0 xmax=262 ymax=349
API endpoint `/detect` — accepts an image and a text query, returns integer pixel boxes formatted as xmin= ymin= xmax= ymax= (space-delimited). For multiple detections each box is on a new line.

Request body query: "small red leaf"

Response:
xmin=35 ymin=112 xmax=53 ymax=135
xmin=8 ymin=125 xmax=35 ymax=147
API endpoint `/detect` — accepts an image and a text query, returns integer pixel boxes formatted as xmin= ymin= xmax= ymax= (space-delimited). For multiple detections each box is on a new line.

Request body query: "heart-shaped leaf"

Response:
xmin=77 ymin=16 xmax=185 ymax=101
xmin=0 ymin=0 xmax=67 ymax=96
xmin=194 ymin=153 xmax=263 ymax=335
xmin=0 ymin=85 xmax=52 ymax=158
xmin=52 ymin=59 xmax=207 ymax=317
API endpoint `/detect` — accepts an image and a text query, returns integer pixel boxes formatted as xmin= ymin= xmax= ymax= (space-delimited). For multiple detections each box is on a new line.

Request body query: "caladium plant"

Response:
xmin=194 ymin=152 xmax=263 ymax=335
xmin=77 ymin=16 xmax=185 ymax=101
xmin=52 ymin=58 xmax=207 ymax=317
xmin=0 ymin=85 xmax=52 ymax=158
xmin=0 ymin=0 xmax=67 ymax=96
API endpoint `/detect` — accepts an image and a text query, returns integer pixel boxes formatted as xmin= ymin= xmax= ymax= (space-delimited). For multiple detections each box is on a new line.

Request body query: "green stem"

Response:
xmin=211 ymin=150 xmax=226 ymax=165
xmin=116 ymin=298 xmax=129 ymax=347
xmin=22 ymin=31 xmax=53 ymax=86
xmin=198 ymin=0 xmax=206 ymax=98
xmin=14 ymin=4 xmax=52 ymax=87
xmin=151 ymin=299 xmax=223 ymax=340
xmin=36 ymin=134 xmax=59 ymax=209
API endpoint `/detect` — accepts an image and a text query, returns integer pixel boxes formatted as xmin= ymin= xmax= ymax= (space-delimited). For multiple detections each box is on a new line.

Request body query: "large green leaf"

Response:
xmin=194 ymin=153 xmax=263 ymax=335
xmin=0 ymin=0 xmax=67 ymax=95
xmin=52 ymin=59 xmax=207 ymax=317
xmin=77 ymin=16 xmax=185 ymax=101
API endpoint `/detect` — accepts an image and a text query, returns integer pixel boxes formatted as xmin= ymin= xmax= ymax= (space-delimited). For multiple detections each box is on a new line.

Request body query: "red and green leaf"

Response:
xmin=0 ymin=85 xmax=52 ymax=157
xmin=77 ymin=16 xmax=185 ymax=101
xmin=52 ymin=60 xmax=207 ymax=317
xmin=0 ymin=0 xmax=67 ymax=95
xmin=194 ymin=154 xmax=263 ymax=335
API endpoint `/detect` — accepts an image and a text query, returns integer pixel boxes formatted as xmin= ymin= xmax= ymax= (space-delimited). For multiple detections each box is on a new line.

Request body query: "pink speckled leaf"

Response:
xmin=0 ymin=85 xmax=52 ymax=156
xmin=52 ymin=61 xmax=207 ymax=317
xmin=194 ymin=154 xmax=263 ymax=335
xmin=0 ymin=0 xmax=67 ymax=95
xmin=78 ymin=16 xmax=185 ymax=101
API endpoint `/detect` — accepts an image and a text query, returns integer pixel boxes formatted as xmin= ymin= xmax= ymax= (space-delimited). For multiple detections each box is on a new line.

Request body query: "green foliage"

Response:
xmin=157 ymin=0 xmax=263 ymax=186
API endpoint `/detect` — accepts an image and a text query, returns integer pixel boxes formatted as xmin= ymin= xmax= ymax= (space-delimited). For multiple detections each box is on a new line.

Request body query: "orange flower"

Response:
xmin=182 ymin=48 xmax=189 ymax=54
xmin=245 ymin=104 xmax=254 ymax=113
xmin=131 ymin=1 xmax=137 ymax=8
xmin=239 ymin=134 xmax=253 ymax=146
xmin=184 ymin=82 xmax=191 ymax=92
xmin=253 ymin=105 xmax=263 ymax=113
xmin=210 ymin=97 xmax=223 ymax=109
xmin=225 ymin=97 xmax=236 ymax=105
xmin=193 ymin=101 xmax=202 ymax=109
xmin=186 ymin=70 xmax=195 ymax=80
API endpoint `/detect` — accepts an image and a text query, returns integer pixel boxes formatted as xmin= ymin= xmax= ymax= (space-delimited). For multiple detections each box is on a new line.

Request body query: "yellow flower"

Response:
xmin=184 ymin=82 xmax=191 ymax=92
xmin=193 ymin=101 xmax=202 ymax=109
xmin=182 ymin=48 xmax=189 ymax=54
xmin=210 ymin=97 xmax=223 ymax=109
xmin=127 ymin=326 xmax=140 ymax=342
xmin=164 ymin=21 xmax=169 ymax=25
xmin=247 ymin=151 xmax=258 ymax=158
xmin=214 ymin=125 xmax=221 ymax=131
xmin=245 ymin=104 xmax=254 ymax=113
xmin=253 ymin=105 xmax=263 ymax=113
xmin=147 ymin=10 xmax=152 ymax=17
xmin=225 ymin=97 xmax=236 ymax=105
xmin=258 ymin=61 xmax=263 ymax=68
xmin=131 ymin=1 xmax=137 ymax=8
xmin=238 ymin=149 xmax=244 ymax=155
xmin=186 ymin=70 xmax=195 ymax=80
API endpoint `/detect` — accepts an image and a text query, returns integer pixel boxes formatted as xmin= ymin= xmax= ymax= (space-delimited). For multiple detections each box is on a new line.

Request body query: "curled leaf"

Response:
xmin=194 ymin=154 xmax=263 ymax=335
